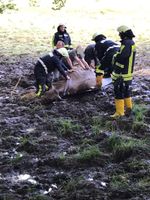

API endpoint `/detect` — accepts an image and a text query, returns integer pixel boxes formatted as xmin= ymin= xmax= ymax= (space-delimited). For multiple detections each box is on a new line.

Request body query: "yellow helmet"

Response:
xmin=57 ymin=48 xmax=69 ymax=57
xmin=117 ymin=25 xmax=130 ymax=33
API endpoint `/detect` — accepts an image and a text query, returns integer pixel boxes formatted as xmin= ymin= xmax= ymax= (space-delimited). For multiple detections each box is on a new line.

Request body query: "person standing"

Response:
xmin=52 ymin=24 xmax=72 ymax=50
xmin=111 ymin=25 xmax=136 ymax=118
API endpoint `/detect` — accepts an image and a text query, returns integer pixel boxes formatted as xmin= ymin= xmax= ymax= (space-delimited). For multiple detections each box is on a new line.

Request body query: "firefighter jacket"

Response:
xmin=52 ymin=30 xmax=71 ymax=49
xmin=111 ymin=39 xmax=136 ymax=82
xmin=34 ymin=53 xmax=67 ymax=84
xmin=95 ymin=39 xmax=119 ymax=76
xmin=95 ymin=39 xmax=119 ymax=61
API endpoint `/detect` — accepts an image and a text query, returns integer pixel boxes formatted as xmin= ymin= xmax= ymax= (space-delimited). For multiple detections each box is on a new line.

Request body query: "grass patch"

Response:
xmin=137 ymin=177 xmax=150 ymax=189
xmin=107 ymin=134 xmax=145 ymax=162
xmin=127 ymin=158 xmax=149 ymax=171
xmin=63 ymin=176 xmax=83 ymax=193
xmin=90 ymin=116 xmax=104 ymax=135
xmin=132 ymin=104 xmax=148 ymax=122
xmin=76 ymin=145 xmax=101 ymax=162
xmin=58 ymin=118 xmax=82 ymax=136
xmin=110 ymin=174 xmax=129 ymax=190
xmin=131 ymin=104 xmax=148 ymax=133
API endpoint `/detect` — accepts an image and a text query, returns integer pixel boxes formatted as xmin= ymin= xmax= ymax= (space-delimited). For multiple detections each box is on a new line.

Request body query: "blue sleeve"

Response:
xmin=53 ymin=57 xmax=67 ymax=79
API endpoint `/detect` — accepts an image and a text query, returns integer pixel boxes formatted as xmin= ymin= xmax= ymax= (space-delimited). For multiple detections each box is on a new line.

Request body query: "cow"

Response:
xmin=21 ymin=67 xmax=111 ymax=102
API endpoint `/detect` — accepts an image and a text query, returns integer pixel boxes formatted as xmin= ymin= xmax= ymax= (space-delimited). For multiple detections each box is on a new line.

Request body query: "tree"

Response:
xmin=52 ymin=0 xmax=66 ymax=10
xmin=0 ymin=0 xmax=17 ymax=14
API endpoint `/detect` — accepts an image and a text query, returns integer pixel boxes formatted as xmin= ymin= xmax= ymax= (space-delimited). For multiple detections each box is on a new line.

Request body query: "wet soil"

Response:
xmin=0 ymin=54 xmax=150 ymax=200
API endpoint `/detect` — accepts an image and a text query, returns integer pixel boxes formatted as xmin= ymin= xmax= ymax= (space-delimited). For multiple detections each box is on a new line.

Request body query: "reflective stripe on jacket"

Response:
xmin=111 ymin=39 xmax=136 ymax=82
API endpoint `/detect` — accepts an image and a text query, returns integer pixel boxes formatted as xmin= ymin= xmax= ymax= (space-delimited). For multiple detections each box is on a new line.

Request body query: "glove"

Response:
xmin=36 ymin=84 xmax=47 ymax=97
xmin=96 ymin=75 xmax=103 ymax=88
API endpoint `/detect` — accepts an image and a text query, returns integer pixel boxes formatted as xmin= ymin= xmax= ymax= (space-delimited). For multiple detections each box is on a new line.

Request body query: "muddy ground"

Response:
xmin=0 ymin=53 xmax=150 ymax=200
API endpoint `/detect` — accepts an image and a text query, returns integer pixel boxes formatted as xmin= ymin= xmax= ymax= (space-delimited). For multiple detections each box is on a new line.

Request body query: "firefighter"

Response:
xmin=84 ymin=44 xmax=98 ymax=69
xmin=111 ymin=25 xmax=136 ymax=118
xmin=52 ymin=23 xmax=72 ymax=50
xmin=92 ymin=33 xmax=120 ymax=87
xmin=34 ymin=48 xmax=70 ymax=97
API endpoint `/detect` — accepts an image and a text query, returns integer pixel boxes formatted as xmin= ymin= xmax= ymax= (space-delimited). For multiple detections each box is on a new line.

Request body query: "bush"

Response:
xmin=0 ymin=0 xmax=17 ymax=14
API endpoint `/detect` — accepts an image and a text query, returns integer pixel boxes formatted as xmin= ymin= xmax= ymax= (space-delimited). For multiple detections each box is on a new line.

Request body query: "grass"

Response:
xmin=132 ymin=104 xmax=148 ymax=122
xmin=110 ymin=174 xmax=130 ymax=190
xmin=107 ymin=134 xmax=145 ymax=162
xmin=58 ymin=118 xmax=82 ymax=136
xmin=131 ymin=103 xmax=148 ymax=133
xmin=90 ymin=116 xmax=104 ymax=135
xmin=0 ymin=0 xmax=149 ymax=56
xmin=137 ymin=177 xmax=150 ymax=189
xmin=127 ymin=158 xmax=149 ymax=171
xmin=90 ymin=116 xmax=119 ymax=134
xmin=63 ymin=176 xmax=83 ymax=193
xmin=76 ymin=145 xmax=101 ymax=162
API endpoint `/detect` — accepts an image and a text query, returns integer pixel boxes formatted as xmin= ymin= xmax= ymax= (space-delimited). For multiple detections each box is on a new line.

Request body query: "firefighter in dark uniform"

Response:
xmin=111 ymin=25 xmax=136 ymax=118
xmin=84 ymin=44 xmax=98 ymax=68
xmin=52 ymin=24 xmax=72 ymax=50
xmin=92 ymin=33 xmax=120 ymax=87
xmin=34 ymin=48 xmax=70 ymax=97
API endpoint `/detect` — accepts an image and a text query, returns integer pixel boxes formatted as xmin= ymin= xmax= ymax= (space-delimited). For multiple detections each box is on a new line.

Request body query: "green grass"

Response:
xmin=110 ymin=174 xmax=129 ymax=190
xmin=0 ymin=0 xmax=149 ymax=56
xmin=76 ymin=145 xmax=101 ymax=162
xmin=58 ymin=118 xmax=82 ymax=136
xmin=132 ymin=104 xmax=148 ymax=122
xmin=137 ymin=177 xmax=150 ymax=188
xmin=131 ymin=104 xmax=148 ymax=132
xmin=90 ymin=116 xmax=104 ymax=135
xmin=107 ymin=134 xmax=145 ymax=161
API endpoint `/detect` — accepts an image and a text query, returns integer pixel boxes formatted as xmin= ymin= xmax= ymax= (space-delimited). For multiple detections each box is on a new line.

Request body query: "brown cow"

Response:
xmin=21 ymin=67 xmax=111 ymax=102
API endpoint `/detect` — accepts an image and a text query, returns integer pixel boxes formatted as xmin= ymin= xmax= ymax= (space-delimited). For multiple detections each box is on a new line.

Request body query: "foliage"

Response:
xmin=29 ymin=0 xmax=39 ymax=7
xmin=52 ymin=0 xmax=66 ymax=10
xmin=0 ymin=0 xmax=17 ymax=14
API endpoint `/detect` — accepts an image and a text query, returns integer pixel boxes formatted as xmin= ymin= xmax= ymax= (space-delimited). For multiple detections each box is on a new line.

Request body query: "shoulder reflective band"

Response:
xmin=49 ymin=52 xmax=54 ymax=57
xmin=106 ymin=45 xmax=120 ymax=52
xmin=38 ymin=58 xmax=48 ymax=74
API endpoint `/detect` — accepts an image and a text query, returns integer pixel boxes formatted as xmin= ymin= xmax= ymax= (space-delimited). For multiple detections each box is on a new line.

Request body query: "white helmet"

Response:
xmin=57 ymin=48 xmax=69 ymax=57
xmin=92 ymin=33 xmax=100 ymax=41
xmin=117 ymin=25 xmax=130 ymax=33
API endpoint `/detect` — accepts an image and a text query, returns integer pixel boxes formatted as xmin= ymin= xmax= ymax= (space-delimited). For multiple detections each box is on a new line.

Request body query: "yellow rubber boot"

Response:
xmin=124 ymin=97 xmax=133 ymax=116
xmin=110 ymin=99 xmax=125 ymax=118
xmin=124 ymin=97 xmax=132 ymax=109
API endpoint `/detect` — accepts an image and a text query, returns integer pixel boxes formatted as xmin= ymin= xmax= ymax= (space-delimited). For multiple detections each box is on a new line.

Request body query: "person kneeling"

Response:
xmin=34 ymin=48 xmax=70 ymax=97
